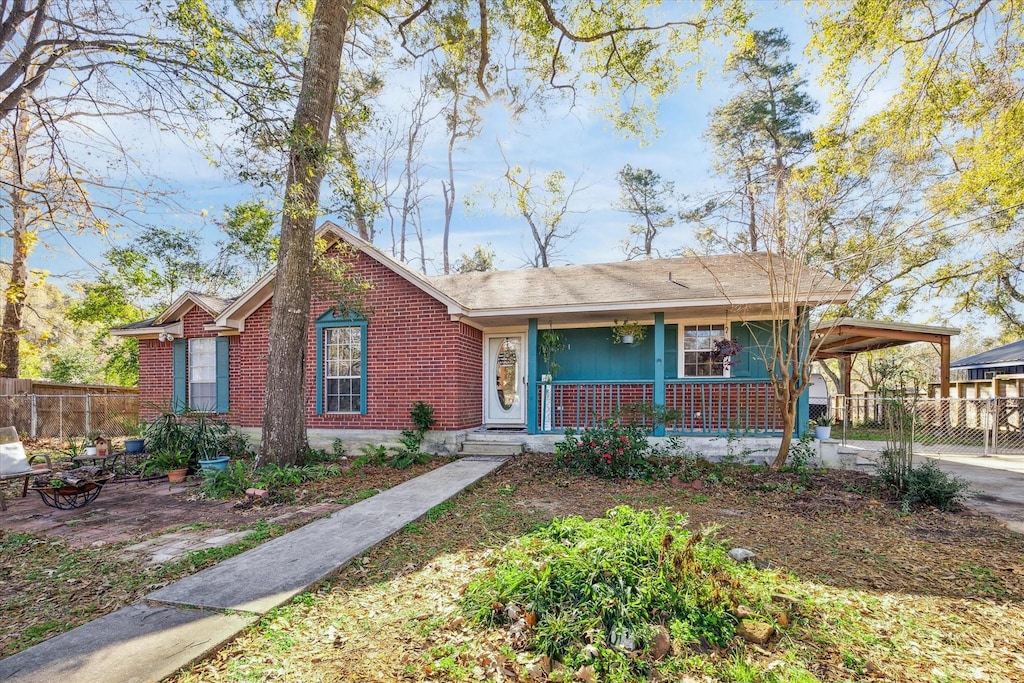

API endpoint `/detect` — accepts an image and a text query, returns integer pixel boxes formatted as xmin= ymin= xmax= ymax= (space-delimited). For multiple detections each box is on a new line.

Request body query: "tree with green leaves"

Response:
xmin=808 ymin=0 xmax=1023 ymax=335
xmin=702 ymin=28 xmax=817 ymax=253
xmin=616 ymin=164 xmax=676 ymax=260
xmin=253 ymin=0 xmax=750 ymax=464
xmin=455 ymin=244 xmax=496 ymax=273
xmin=693 ymin=27 xmax=938 ymax=468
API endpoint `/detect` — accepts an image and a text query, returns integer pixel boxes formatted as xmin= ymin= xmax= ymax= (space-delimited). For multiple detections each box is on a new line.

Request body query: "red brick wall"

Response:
xmin=136 ymin=248 xmax=484 ymax=431
xmin=138 ymin=338 xmax=172 ymax=419
xmin=303 ymin=251 xmax=482 ymax=430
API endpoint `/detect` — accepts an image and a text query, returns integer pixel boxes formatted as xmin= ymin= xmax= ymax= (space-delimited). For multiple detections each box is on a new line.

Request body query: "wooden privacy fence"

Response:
xmin=0 ymin=392 xmax=140 ymax=439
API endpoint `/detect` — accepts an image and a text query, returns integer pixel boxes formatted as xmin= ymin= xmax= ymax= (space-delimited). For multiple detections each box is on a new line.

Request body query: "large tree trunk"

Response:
xmin=259 ymin=0 xmax=351 ymax=467
xmin=0 ymin=108 xmax=31 ymax=378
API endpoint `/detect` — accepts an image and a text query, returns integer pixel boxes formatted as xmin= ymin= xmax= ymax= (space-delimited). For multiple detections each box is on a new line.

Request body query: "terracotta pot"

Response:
xmin=167 ymin=468 xmax=188 ymax=484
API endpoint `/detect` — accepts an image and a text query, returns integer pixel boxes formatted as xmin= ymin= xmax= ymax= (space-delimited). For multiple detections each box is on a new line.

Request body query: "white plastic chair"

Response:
xmin=0 ymin=426 xmax=51 ymax=511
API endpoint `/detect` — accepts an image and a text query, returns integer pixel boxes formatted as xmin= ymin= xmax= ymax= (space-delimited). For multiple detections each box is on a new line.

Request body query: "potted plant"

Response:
xmin=123 ymin=418 xmax=148 ymax=454
xmin=812 ymin=415 xmax=835 ymax=440
xmin=142 ymin=448 xmax=192 ymax=483
xmin=611 ymin=320 xmax=646 ymax=345
xmin=195 ymin=415 xmax=232 ymax=473
xmin=83 ymin=431 xmax=99 ymax=457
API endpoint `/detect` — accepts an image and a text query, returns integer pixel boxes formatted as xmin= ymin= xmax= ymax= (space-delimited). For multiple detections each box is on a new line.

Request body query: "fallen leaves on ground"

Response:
xmin=165 ymin=454 xmax=1024 ymax=682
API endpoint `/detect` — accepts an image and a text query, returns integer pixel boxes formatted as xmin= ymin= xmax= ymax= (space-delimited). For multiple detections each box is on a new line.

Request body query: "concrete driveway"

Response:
xmin=843 ymin=440 xmax=1024 ymax=534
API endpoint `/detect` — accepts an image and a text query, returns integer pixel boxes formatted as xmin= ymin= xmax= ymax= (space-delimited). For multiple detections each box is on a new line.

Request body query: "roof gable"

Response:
xmin=155 ymin=292 xmax=234 ymax=325
xmin=211 ymin=222 xmax=465 ymax=332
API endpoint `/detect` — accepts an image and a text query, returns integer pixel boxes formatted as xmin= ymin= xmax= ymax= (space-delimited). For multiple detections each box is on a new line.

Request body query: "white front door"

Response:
xmin=485 ymin=335 xmax=527 ymax=425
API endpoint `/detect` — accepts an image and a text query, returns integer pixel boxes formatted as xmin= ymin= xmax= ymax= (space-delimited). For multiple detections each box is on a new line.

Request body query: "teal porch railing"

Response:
xmin=536 ymin=379 xmax=783 ymax=436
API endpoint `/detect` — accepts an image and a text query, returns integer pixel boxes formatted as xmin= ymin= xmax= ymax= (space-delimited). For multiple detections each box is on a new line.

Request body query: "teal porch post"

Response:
xmin=796 ymin=307 xmax=810 ymax=435
xmin=527 ymin=318 xmax=538 ymax=434
xmin=654 ymin=313 xmax=665 ymax=437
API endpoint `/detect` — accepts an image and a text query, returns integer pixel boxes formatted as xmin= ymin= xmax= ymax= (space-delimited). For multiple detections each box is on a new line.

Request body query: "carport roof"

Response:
xmin=811 ymin=318 xmax=960 ymax=359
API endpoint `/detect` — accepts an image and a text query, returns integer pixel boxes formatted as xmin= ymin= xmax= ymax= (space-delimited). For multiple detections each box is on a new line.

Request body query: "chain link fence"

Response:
xmin=837 ymin=395 xmax=1024 ymax=456
xmin=0 ymin=394 xmax=140 ymax=440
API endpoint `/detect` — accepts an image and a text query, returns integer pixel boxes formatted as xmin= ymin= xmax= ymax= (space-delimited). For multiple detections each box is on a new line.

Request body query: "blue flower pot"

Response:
xmin=125 ymin=438 xmax=145 ymax=454
xmin=199 ymin=455 xmax=231 ymax=473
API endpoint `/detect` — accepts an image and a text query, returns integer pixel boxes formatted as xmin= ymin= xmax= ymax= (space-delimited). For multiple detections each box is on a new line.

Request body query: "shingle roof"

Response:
xmin=951 ymin=339 xmax=1024 ymax=369
xmin=112 ymin=317 xmax=159 ymax=331
xmin=429 ymin=252 xmax=852 ymax=312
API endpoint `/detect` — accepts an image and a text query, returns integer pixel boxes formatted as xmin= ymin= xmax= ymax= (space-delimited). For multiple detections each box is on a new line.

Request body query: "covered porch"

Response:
xmin=517 ymin=313 xmax=798 ymax=437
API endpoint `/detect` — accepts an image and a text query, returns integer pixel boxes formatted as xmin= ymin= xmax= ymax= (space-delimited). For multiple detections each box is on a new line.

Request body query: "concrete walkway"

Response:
xmin=0 ymin=456 xmax=508 ymax=683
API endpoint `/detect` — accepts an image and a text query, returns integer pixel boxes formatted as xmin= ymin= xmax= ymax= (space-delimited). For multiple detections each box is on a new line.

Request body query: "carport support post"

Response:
xmin=940 ymin=337 xmax=951 ymax=431
xmin=653 ymin=313 xmax=665 ymax=437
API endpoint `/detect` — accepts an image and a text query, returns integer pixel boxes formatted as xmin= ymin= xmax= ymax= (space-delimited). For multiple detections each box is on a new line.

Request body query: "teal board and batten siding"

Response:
xmin=537 ymin=322 xmax=770 ymax=382
xmin=531 ymin=320 xmax=808 ymax=436
xmin=542 ymin=325 xmax=674 ymax=381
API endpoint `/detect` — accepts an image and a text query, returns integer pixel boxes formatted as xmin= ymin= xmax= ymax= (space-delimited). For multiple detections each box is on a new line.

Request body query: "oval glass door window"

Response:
xmin=494 ymin=337 xmax=519 ymax=411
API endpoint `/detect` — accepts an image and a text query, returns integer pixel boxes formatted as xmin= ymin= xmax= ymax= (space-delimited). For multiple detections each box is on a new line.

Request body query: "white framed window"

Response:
xmin=188 ymin=338 xmax=217 ymax=411
xmin=323 ymin=326 xmax=362 ymax=413
xmin=680 ymin=324 xmax=730 ymax=377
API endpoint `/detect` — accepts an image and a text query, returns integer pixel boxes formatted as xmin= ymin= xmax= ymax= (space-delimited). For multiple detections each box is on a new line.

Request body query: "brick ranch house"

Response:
xmin=113 ymin=223 xmax=854 ymax=453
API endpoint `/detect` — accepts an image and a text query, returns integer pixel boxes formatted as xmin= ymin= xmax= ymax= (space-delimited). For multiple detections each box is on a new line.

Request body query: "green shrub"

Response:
xmin=201 ymin=460 xmax=341 ymax=499
xmin=463 ymin=507 xmax=772 ymax=677
xmin=877 ymin=456 xmax=970 ymax=511
xmin=389 ymin=401 xmax=435 ymax=469
xmin=253 ymin=463 xmax=341 ymax=490
xmin=355 ymin=443 xmax=389 ymax=466
xmin=202 ymin=460 xmax=251 ymax=498
xmin=555 ymin=420 xmax=656 ymax=479
xmin=902 ymin=460 xmax=970 ymax=511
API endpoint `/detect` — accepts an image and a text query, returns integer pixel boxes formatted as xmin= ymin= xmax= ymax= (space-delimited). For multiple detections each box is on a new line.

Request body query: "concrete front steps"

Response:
xmin=460 ymin=431 xmax=525 ymax=457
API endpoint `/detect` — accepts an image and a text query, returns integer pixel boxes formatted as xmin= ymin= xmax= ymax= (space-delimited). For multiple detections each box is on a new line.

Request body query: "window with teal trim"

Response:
xmin=322 ymin=326 xmax=362 ymax=413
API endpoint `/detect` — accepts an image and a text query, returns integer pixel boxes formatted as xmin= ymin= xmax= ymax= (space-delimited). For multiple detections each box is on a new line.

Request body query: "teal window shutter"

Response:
xmin=215 ymin=337 xmax=230 ymax=413
xmin=172 ymin=339 xmax=187 ymax=414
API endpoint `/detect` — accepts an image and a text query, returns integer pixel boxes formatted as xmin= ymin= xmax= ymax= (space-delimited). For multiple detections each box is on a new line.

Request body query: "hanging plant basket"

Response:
xmin=611 ymin=320 xmax=646 ymax=345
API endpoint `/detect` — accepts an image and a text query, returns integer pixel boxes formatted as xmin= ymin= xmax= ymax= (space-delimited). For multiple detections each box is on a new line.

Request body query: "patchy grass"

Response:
xmin=0 ymin=457 xmax=451 ymax=657
xmin=169 ymin=454 xmax=1024 ymax=682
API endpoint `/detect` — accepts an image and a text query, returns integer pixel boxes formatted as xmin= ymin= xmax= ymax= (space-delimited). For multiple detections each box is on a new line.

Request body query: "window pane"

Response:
xmin=323 ymin=327 xmax=362 ymax=413
xmin=189 ymin=338 xmax=218 ymax=411
xmin=681 ymin=325 xmax=727 ymax=377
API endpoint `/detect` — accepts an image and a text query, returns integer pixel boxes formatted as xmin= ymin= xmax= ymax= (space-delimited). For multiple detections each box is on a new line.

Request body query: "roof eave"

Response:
xmin=457 ymin=291 xmax=854 ymax=320
xmin=110 ymin=321 xmax=184 ymax=340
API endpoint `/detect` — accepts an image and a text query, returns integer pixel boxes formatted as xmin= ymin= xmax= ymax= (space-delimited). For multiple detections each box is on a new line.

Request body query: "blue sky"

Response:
xmin=17 ymin=6 xmax=828 ymax=284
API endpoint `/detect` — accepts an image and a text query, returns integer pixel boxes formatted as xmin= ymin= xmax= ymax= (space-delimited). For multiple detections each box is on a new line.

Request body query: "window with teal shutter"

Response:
xmin=215 ymin=337 xmax=230 ymax=413
xmin=171 ymin=336 xmax=230 ymax=414
xmin=315 ymin=310 xmax=368 ymax=415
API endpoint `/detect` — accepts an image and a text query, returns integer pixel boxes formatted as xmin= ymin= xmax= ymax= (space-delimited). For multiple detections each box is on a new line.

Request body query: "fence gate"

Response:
xmin=838 ymin=395 xmax=1024 ymax=456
